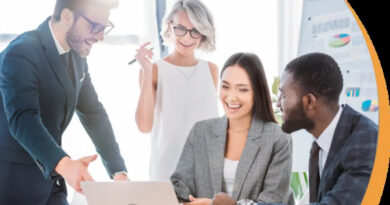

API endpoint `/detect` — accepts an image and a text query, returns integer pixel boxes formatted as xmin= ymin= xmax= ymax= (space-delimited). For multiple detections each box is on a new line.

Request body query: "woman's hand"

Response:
xmin=135 ymin=42 xmax=154 ymax=74
xmin=211 ymin=192 xmax=236 ymax=205
xmin=183 ymin=195 xmax=212 ymax=205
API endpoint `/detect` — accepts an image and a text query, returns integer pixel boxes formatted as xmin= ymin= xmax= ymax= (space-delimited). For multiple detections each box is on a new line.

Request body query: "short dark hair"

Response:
xmin=221 ymin=52 xmax=276 ymax=123
xmin=52 ymin=0 xmax=119 ymax=21
xmin=285 ymin=52 xmax=343 ymax=103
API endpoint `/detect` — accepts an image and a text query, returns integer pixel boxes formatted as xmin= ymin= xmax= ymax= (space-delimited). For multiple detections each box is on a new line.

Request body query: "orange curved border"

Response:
xmin=345 ymin=1 xmax=390 ymax=204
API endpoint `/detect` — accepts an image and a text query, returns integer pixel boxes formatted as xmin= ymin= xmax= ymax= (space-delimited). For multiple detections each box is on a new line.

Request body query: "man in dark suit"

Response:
xmin=0 ymin=0 xmax=128 ymax=204
xmin=276 ymin=52 xmax=378 ymax=204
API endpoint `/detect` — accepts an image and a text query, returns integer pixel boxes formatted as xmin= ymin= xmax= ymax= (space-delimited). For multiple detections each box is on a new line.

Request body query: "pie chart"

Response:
xmin=329 ymin=33 xmax=351 ymax=47
xmin=361 ymin=100 xmax=379 ymax=112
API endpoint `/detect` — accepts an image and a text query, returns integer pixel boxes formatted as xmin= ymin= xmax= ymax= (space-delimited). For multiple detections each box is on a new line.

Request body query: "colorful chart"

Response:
xmin=345 ymin=87 xmax=360 ymax=97
xmin=361 ymin=100 xmax=379 ymax=112
xmin=329 ymin=33 xmax=351 ymax=47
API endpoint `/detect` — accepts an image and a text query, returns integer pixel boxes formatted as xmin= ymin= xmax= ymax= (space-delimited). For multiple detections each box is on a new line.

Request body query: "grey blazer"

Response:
xmin=171 ymin=116 xmax=295 ymax=204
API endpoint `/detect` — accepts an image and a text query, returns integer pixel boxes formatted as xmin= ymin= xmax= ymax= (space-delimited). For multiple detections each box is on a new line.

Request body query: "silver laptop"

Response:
xmin=80 ymin=181 xmax=179 ymax=205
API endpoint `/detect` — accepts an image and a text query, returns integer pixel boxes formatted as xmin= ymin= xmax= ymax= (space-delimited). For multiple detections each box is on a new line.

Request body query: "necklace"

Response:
xmin=228 ymin=127 xmax=250 ymax=134
xmin=175 ymin=62 xmax=198 ymax=79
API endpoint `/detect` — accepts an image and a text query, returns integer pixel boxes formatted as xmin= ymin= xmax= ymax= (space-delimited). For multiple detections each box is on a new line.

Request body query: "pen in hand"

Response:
xmin=128 ymin=47 xmax=154 ymax=65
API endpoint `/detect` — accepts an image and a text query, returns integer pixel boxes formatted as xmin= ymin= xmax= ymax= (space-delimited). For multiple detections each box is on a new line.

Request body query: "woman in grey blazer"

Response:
xmin=171 ymin=53 xmax=295 ymax=205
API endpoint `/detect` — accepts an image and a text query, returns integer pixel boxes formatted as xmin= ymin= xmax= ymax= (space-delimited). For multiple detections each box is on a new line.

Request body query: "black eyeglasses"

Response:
xmin=78 ymin=13 xmax=114 ymax=35
xmin=172 ymin=25 xmax=202 ymax=39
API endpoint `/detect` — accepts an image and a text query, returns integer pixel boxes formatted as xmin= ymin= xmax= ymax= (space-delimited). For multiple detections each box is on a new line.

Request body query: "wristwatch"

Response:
xmin=236 ymin=199 xmax=256 ymax=205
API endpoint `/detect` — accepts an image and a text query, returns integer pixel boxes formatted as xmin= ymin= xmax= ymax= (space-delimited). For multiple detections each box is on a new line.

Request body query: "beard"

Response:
xmin=66 ymin=24 xmax=90 ymax=57
xmin=281 ymin=101 xmax=314 ymax=134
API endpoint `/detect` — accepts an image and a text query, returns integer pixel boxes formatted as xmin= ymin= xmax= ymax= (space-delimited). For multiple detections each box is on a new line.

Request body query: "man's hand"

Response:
xmin=113 ymin=173 xmax=129 ymax=181
xmin=55 ymin=154 xmax=97 ymax=193
xmin=212 ymin=192 xmax=237 ymax=205
xmin=183 ymin=195 xmax=212 ymax=205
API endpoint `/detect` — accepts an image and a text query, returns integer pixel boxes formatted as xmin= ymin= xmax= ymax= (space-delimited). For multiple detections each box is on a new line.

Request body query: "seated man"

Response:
xmin=212 ymin=52 xmax=378 ymax=205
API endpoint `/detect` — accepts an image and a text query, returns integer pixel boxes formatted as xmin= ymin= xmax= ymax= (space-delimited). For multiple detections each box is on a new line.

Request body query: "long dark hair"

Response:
xmin=221 ymin=52 xmax=276 ymax=123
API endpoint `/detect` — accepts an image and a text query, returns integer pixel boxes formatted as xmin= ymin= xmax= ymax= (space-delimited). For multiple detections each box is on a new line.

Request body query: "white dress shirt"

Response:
xmin=48 ymin=20 xmax=69 ymax=55
xmin=314 ymin=106 xmax=342 ymax=177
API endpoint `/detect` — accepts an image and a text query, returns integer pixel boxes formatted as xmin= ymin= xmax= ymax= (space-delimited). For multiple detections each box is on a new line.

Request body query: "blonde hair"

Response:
xmin=160 ymin=0 xmax=216 ymax=52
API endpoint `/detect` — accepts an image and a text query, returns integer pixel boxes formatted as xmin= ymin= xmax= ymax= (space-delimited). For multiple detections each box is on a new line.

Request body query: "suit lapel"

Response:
xmin=207 ymin=117 xmax=227 ymax=194
xmin=69 ymin=50 xmax=80 ymax=89
xmin=318 ymin=105 xmax=353 ymax=200
xmin=37 ymin=17 xmax=76 ymax=112
xmin=232 ymin=118 xmax=264 ymax=200
xmin=69 ymin=50 xmax=85 ymax=105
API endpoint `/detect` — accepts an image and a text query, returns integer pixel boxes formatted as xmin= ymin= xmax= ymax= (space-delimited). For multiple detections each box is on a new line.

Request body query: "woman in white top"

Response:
xmin=171 ymin=53 xmax=295 ymax=205
xmin=134 ymin=0 xmax=219 ymax=181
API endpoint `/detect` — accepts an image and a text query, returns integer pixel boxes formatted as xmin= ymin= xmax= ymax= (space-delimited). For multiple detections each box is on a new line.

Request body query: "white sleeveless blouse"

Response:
xmin=149 ymin=59 xmax=219 ymax=181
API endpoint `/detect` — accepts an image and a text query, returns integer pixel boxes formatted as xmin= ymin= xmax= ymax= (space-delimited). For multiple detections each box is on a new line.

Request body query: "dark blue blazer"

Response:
xmin=312 ymin=104 xmax=378 ymax=205
xmin=253 ymin=105 xmax=378 ymax=205
xmin=0 ymin=17 xmax=126 ymax=179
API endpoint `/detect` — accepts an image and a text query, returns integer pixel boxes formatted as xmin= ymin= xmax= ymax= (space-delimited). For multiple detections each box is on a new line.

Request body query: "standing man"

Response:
xmin=0 ymin=0 xmax=128 ymax=204
xmin=276 ymin=53 xmax=377 ymax=204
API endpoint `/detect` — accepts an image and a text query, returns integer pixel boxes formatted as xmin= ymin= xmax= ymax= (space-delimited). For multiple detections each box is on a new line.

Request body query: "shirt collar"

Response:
xmin=315 ymin=106 xmax=343 ymax=153
xmin=48 ymin=19 xmax=70 ymax=55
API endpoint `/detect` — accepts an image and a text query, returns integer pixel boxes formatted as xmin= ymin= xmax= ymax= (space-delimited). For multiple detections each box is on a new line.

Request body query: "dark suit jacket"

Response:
xmin=0 ymin=17 xmax=126 ymax=179
xmin=311 ymin=104 xmax=378 ymax=205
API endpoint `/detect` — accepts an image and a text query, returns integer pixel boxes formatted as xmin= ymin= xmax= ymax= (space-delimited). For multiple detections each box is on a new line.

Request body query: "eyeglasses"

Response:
xmin=78 ymin=13 xmax=114 ymax=35
xmin=172 ymin=25 xmax=202 ymax=39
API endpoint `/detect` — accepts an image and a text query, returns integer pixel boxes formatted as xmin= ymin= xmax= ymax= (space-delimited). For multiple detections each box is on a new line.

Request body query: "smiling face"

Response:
xmin=277 ymin=71 xmax=314 ymax=133
xmin=66 ymin=4 xmax=110 ymax=57
xmin=170 ymin=10 xmax=202 ymax=56
xmin=220 ymin=64 xmax=254 ymax=121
